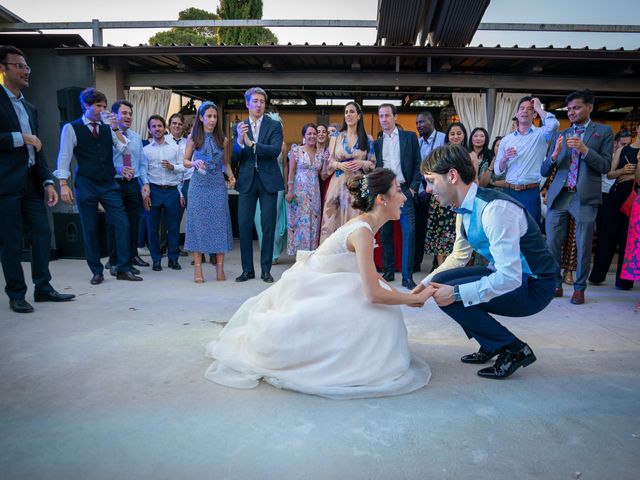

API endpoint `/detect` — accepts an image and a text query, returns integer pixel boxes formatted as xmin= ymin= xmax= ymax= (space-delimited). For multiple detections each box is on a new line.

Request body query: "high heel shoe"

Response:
xmin=216 ymin=262 xmax=226 ymax=281
xmin=562 ymin=269 xmax=574 ymax=285
xmin=194 ymin=263 xmax=204 ymax=283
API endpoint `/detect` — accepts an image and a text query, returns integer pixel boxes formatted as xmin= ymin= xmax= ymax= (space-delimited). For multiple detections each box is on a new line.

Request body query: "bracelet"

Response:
xmin=112 ymin=127 xmax=119 ymax=132
xmin=287 ymin=180 xmax=294 ymax=184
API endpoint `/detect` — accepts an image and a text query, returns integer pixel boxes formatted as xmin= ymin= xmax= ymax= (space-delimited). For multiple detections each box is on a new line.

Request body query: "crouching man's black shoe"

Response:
xmin=477 ymin=344 xmax=536 ymax=379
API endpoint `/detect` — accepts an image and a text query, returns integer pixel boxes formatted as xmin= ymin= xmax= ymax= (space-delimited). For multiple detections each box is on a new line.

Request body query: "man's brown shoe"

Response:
xmin=570 ymin=290 xmax=585 ymax=305
xmin=554 ymin=287 xmax=563 ymax=298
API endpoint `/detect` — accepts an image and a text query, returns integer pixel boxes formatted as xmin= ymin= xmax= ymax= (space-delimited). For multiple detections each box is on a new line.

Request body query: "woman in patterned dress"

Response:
xmin=183 ymin=102 xmax=235 ymax=283
xmin=286 ymin=123 xmax=324 ymax=254
xmin=424 ymin=122 xmax=467 ymax=267
xmin=320 ymin=102 xmax=376 ymax=243
xmin=620 ymin=158 xmax=640 ymax=288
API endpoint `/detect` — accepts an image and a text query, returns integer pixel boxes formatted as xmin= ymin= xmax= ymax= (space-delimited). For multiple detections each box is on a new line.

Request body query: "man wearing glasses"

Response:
xmin=0 ymin=45 xmax=75 ymax=313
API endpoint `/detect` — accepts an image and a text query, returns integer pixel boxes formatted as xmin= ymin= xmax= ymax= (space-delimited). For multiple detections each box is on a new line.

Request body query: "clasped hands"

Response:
xmin=336 ymin=158 xmax=366 ymax=172
xmin=410 ymin=282 xmax=455 ymax=307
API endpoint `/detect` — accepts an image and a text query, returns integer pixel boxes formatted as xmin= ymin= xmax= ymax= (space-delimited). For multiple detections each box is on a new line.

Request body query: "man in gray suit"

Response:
xmin=541 ymin=89 xmax=612 ymax=305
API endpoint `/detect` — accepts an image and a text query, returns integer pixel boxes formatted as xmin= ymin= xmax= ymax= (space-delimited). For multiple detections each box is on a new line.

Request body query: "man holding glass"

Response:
xmin=494 ymin=96 xmax=559 ymax=225
xmin=55 ymin=88 xmax=142 ymax=284
xmin=541 ymin=89 xmax=613 ymax=305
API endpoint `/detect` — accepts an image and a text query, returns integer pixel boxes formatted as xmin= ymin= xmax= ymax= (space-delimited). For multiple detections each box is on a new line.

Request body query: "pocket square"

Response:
xmin=593 ymin=133 xmax=601 ymax=138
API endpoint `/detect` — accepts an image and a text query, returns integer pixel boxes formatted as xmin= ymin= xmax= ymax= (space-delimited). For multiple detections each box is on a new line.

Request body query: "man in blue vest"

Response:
xmin=414 ymin=144 xmax=558 ymax=379
xmin=56 ymin=88 xmax=143 ymax=285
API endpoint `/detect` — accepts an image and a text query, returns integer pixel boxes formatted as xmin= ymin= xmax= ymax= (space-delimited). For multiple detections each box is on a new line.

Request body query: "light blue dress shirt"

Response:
xmin=495 ymin=113 xmax=559 ymax=184
xmin=2 ymin=84 xmax=35 ymax=166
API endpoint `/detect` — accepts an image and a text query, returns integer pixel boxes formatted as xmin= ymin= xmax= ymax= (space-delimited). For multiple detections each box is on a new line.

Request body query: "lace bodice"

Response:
xmin=316 ymin=220 xmax=373 ymax=256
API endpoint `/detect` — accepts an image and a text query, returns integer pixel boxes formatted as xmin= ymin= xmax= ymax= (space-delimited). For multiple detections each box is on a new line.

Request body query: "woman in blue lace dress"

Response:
xmin=183 ymin=102 xmax=235 ymax=283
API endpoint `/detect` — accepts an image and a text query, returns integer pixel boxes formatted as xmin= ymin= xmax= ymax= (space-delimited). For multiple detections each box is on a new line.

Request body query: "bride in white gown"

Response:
xmin=205 ymin=168 xmax=434 ymax=399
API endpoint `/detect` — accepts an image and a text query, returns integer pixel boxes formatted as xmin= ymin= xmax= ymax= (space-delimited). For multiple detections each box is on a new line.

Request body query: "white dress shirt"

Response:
xmin=142 ymin=139 xmax=185 ymax=191
xmin=165 ymin=134 xmax=192 ymax=180
xmin=420 ymin=183 xmax=529 ymax=307
xmin=381 ymin=127 xmax=405 ymax=184
xmin=54 ymin=115 xmax=128 ymax=179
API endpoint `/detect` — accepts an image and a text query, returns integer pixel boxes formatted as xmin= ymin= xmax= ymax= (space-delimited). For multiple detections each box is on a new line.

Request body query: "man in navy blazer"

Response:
xmin=232 ymin=87 xmax=284 ymax=283
xmin=541 ymin=89 xmax=612 ymax=305
xmin=0 ymin=45 xmax=74 ymax=313
xmin=374 ymin=104 xmax=422 ymax=289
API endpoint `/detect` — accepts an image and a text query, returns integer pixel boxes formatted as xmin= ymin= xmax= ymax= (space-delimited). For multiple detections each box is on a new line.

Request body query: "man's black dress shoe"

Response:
xmin=402 ymin=278 xmax=417 ymax=289
xmin=90 ymin=273 xmax=104 ymax=285
xmin=477 ymin=344 xmax=536 ymax=379
xmin=235 ymin=271 xmax=255 ymax=282
xmin=116 ymin=271 xmax=143 ymax=281
xmin=461 ymin=348 xmax=499 ymax=364
xmin=261 ymin=272 xmax=274 ymax=283
xmin=382 ymin=271 xmax=395 ymax=282
xmin=34 ymin=290 xmax=75 ymax=302
xmin=168 ymin=260 xmax=182 ymax=270
xmin=152 ymin=262 xmax=162 ymax=271
xmin=109 ymin=266 xmax=117 ymax=277
xmin=130 ymin=266 xmax=140 ymax=275
xmin=9 ymin=299 xmax=34 ymax=313
xmin=132 ymin=255 xmax=150 ymax=267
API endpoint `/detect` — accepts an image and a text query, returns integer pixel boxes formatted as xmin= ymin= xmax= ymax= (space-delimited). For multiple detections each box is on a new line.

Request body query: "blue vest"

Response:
xmin=70 ymin=119 xmax=115 ymax=182
xmin=465 ymin=187 xmax=558 ymax=277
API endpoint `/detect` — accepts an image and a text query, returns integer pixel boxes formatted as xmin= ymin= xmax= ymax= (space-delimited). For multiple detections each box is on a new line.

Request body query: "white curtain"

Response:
xmin=490 ymin=92 xmax=529 ymax=139
xmin=452 ymin=92 xmax=488 ymax=134
xmin=124 ymin=89 xmax=172 ymax=137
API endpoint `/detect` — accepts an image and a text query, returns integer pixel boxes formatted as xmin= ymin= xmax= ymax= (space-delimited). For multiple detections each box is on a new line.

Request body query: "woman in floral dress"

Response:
xmin=286 ymin=123 xmax=324 ymax=254
xmin=320 ymin=102 xmax=376 ymax=243
xmin=424 ymin=122 xmax=468 ymax=267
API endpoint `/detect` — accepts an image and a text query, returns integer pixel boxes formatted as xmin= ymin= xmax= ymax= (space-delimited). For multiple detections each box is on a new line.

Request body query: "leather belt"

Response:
xmin=150 ymin=183 xmax=177 ymax=189
xmin=561 ymin=186 xmax=577 ymax=193
xmin=505 ymin=182 xmax=539 ymax=191
xmin=117 ymin=176 xmax=139 ymax=183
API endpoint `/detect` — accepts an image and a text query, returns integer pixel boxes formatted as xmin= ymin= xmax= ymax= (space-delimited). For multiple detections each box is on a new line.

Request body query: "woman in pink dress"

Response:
xmin=621 ymin=159 xmax=640 ymax=284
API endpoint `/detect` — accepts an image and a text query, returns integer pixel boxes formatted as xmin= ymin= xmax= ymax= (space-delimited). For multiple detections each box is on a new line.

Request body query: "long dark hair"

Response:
xmin=469 ymin=127 xmax=492 ymax=163
xmin=444 ymin=122 xmax=469 ymax=150
xmin=341 ymin=101 xmax=369 ymax=152
xmin=192 ymin=101 xmax=225 ymax=149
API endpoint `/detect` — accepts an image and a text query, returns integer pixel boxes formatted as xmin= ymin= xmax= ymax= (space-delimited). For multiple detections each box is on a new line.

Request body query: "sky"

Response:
xmin=2 ymin=0 xmax=639 ymax=49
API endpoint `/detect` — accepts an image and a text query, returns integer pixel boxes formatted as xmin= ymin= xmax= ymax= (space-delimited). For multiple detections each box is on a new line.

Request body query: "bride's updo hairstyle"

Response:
xmin=347 ymin=168 xmax=396 ymax=212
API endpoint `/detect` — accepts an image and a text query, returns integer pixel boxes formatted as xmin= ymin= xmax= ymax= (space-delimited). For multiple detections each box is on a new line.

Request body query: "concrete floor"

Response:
xmin=1 ymin=245 xmax=639 ymax=480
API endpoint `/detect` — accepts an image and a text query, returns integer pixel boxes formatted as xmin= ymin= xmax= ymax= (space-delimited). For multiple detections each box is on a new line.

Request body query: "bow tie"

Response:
xmin=452 ymin=206 xmax=472 ymax=215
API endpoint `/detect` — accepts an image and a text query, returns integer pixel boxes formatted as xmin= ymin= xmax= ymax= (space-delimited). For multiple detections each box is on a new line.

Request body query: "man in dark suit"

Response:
xmin=0 ymin=45 xmax=74 ymax=313
xmin=232 ymin=87 xmax=284 ymax=283
xmin=541 ymin=89 xmax=612 ymax=305
xmin=374 ymin=103 xmax=421 ymax=289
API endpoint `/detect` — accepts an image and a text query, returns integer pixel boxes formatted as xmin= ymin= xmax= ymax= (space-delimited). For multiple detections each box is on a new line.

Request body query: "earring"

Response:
xmin=383 ymin=201 xmax=388 ymax=206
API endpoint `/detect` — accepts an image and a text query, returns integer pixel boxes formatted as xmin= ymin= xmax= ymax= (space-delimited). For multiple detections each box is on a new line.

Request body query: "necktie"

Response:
xmin=567 ymin=126 xmax=585 ymax=189
xmin=174 ymin=137 xmax=181 ymax=144
xmin=251 ymin=121 xmax=257 ymax=141
xmin=90 ymin=122 xmax=98 ymax=139
xmin=122 ymin=130 xmax=131 ymax=167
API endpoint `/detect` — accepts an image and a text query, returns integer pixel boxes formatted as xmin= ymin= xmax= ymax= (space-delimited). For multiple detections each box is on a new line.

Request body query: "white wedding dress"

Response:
xmin=205 ymin=220 xmax=431 ymax=399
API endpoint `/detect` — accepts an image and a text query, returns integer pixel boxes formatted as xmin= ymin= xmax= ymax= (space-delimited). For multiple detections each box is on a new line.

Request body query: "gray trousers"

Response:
xmin=545 ymin=191 xmax=598 ymax=291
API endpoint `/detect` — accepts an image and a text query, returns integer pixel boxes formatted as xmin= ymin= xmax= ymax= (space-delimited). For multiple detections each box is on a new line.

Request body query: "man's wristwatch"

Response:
xmin=453 ymin=285 xmax=462 ymax=303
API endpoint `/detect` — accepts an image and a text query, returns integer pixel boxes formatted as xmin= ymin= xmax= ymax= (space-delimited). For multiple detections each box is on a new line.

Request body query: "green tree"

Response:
xmin=148 ymin=7 xmax=220 ymax=46
xmin=217 ymin=0 xmax=278 ymax=45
